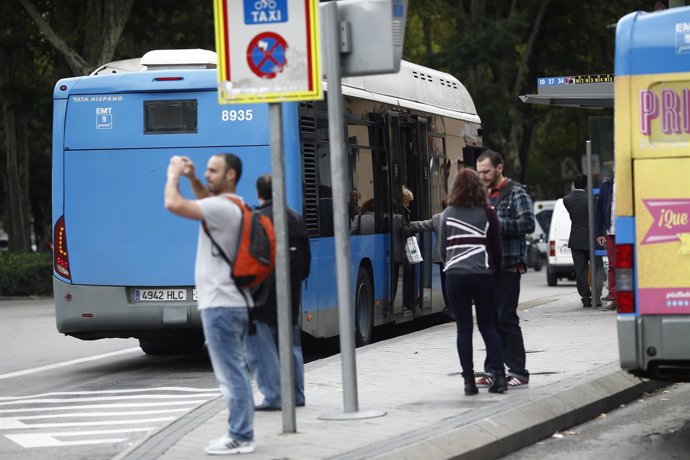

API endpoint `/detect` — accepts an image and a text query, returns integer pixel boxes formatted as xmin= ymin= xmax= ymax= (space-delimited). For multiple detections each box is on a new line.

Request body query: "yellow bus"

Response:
xmin=614 ymin=7 xmax=690 ymax=381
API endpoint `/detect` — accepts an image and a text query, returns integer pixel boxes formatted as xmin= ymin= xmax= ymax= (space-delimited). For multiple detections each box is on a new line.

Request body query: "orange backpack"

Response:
xmin=203 ymin=196 xmax=276 ymax=289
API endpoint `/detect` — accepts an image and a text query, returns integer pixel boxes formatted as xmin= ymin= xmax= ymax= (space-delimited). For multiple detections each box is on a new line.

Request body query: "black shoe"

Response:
xmin=464 ymin=375 xmax=478 ymax=395
xmin=488 ymin=370 xmax=508 ymax=393
xmin=255 ymin=403 xmax=280 ymax=411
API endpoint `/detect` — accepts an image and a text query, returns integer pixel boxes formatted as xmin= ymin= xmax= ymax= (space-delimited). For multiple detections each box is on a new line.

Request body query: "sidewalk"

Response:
xmin=119 ymin=291 xmax=664 ymax=460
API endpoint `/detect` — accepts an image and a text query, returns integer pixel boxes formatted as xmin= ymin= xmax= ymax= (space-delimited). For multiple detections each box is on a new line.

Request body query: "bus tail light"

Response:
xmin=616 ymin=244 xmax=634 ymax=313
xmin=549 ymin=240 xmax=555 ymax=257
xmin=54 ymin=215 xmax=71 ymax=280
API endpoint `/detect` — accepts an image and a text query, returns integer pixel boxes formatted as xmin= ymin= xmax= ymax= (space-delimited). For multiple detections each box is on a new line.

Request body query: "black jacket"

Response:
xmin=563 ymin=189 xmax=590 ymax=250
xmin=251 ymin=201 xmax=311 ymax=325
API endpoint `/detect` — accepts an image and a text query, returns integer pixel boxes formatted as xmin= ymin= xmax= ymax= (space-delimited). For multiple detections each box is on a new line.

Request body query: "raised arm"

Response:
xmin=165 ymin=156 xmax=203 ymax=220
xmin=181 ymin=156 xmax=210 ymax=199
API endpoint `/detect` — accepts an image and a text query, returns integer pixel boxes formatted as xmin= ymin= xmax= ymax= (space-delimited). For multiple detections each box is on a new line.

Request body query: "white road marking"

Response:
xmin=0 ymin=416 xmax=175 ymax=429
xmin=0 ymin=400 xmax=208 ymax=414
xmin=0 ymin=393 xmax=219 ymax=405
xmin=6 ymin=428 xmax=155 ymax=448
xmin=0 ymin=387 xmax=221 ymax=449
xmin=0 ymin=387 xmax=220 ymax=400
xmin=0 ymin=348 xmax=142 ymax=380
xmin=4 ymin=408 xmax=189 ymax=420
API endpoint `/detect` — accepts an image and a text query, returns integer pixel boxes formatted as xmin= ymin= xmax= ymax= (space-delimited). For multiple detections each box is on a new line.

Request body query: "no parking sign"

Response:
xmin=214 ymin=0 xmax=322 ymax=104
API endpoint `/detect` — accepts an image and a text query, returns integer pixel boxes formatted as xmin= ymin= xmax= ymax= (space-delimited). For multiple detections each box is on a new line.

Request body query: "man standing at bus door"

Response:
xmin=164 ymin=153 xmax=255 ymax=455
xmin=245 ymin=174 xmax=310 ymax=411
xmin=475 ymin=150 xmax=535 ymax=389
xmin=595 ymin=169 xmax=617 ymax=311
xmin=563 ymin=174 xmax=598 ymax=308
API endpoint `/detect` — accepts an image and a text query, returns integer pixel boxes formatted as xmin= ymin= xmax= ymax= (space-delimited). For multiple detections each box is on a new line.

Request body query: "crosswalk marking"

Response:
xmin=1 ymin=387 xmax=220 ymax=449
xmin=0 ymin=400 xmax=208 ymax=414
xmin=0 ymin=393 xmax=219 ymax=405
xmin=0 ymin=416 xmax=176 ymax=429
xmin=6 ymin=428 xmax=155 ymax=448
xmin=0 ymin=387 xmax=220 ymax=400
xmin=2 ymin=408 xmax=188 ymax=420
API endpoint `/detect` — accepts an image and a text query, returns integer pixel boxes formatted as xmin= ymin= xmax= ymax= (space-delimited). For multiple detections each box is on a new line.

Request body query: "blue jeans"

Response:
xmin=201 ymin=307 xmax=254 ymax=442
xmin=245 ymin=322 xmax=305 ymax=407
xmin=446 ymin=273 xmax=505 ymax=377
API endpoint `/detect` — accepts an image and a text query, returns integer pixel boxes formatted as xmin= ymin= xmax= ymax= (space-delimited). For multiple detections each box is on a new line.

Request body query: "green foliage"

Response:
xmin=0 ymin=252 xmax=53 ymax=297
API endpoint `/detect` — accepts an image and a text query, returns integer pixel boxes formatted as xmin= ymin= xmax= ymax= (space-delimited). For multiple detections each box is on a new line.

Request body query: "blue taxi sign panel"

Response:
xmin=214 ymin=0 xmax=322 ymax=104
xmin=244 ymin=0 xmax=288 ymax=24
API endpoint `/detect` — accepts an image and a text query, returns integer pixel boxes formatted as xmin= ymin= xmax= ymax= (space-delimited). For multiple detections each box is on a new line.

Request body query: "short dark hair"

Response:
xmin=446 ymin=168 xmax=488 ymax=208
xmin=574 ymin=173 xmax=587 ymax=189
xmin=256 ymin=174 xmax=272 ymax=201
xmin=476 ymin=149 xmax=503 ymax=167
xmin=217 ymin=153 xmax=242 ymax=184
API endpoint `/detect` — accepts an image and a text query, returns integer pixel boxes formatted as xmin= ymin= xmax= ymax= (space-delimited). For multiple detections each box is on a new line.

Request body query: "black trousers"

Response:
xmin=571 ymin=249 xmax=592 ymax=305
xmin=485 ymin=270 xmax=528 ymax=379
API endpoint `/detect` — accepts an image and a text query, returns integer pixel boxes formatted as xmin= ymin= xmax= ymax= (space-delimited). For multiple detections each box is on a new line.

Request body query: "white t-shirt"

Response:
xmin=194 ymin=194 xmax=253 ymax=310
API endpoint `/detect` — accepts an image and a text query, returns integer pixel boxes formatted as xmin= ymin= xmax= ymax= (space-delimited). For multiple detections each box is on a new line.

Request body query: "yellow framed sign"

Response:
xmin=214 ymin=0 xmax=322 ymax=104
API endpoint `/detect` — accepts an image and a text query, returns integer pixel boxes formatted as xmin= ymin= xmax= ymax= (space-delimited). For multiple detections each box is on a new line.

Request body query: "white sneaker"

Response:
xmin=205 ymin=436 xmax=255 ymax=455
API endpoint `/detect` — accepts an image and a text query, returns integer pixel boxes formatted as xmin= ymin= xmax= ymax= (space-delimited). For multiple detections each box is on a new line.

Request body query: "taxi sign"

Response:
xmin=214 ymin=0 xmax=322 ymax=104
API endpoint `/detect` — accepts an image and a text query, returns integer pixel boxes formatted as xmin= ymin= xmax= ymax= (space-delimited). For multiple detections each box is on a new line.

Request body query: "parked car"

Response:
xmin=531 ymin=200 xmax=556 ymax=259
xmin=526 ymin=234 xmax=543 ymax=271
xmin=546 ymin=198 xmax=576 ymax=286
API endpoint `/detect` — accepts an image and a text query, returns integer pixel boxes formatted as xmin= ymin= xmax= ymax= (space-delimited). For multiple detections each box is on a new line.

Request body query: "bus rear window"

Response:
xmin=144 ymin=99 xmax=197 ymax=134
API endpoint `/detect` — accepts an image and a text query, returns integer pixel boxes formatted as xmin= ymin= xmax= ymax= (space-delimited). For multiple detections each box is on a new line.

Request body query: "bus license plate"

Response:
xmin=135 ymin=289 xmax=187 ymax=302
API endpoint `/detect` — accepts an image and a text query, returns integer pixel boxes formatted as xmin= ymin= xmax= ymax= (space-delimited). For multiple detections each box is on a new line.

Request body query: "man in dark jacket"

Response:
xmin=245 ymin=174 xmax=311 ymax=410
xmin=595 ymin=171 xmax=616 ymax=310
xmin=563 ymin=174 xmax=597 ymax=308
xmin=475 ymin=150 xmax=535 ymax=389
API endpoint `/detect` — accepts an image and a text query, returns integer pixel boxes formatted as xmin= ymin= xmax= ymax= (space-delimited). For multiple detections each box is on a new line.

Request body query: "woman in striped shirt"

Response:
xmin=440 ymin=168 xmax=507 ymax=395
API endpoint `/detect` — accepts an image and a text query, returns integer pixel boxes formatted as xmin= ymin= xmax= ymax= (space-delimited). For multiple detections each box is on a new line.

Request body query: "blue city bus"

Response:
xmin=52 ymin=49 xmax=482 ymax=354
xmin=614 ymin=7 xmax=690 ymax=381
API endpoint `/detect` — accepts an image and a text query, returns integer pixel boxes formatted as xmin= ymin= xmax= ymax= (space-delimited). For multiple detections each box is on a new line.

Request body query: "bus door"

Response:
xmin=387 ymin=113 xmax=429 ymax=316
xmin=387 ymin=112 xmax=405 ymax=315
xmin=413 ymin=117 xmax=433 ymax=309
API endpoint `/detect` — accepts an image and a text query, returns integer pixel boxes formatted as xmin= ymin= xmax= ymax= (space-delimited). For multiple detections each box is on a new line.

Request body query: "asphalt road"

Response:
xmin=504 ymin=382 xmax=690 ymax=460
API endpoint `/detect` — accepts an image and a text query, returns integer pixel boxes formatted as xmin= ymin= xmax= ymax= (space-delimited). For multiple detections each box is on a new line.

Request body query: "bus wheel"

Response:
xmin=354 ymin=267 xmax=374 ymax=347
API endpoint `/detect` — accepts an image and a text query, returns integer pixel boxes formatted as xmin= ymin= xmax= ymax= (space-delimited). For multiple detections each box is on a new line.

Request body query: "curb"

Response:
xmin=336 ymin=366 xmax=665 ymax=460
xmin=113 ymin=396 xmax=224 ymax=460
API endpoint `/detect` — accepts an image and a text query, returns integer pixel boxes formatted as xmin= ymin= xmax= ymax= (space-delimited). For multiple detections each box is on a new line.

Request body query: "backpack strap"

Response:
xmin=201 ymin=197 xmax=253 ymax=309
xmin=495 ymin=179 xmax=517 ymax=206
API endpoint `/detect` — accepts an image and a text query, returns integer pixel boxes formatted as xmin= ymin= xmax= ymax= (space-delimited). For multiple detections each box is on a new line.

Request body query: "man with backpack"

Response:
xmin=164 ymin=153 xmax=256 ymax=455
xmin=475 ymin=150 xmax=535 ymax=390
xmin=246 ymin=174 xmax=311 ymax=411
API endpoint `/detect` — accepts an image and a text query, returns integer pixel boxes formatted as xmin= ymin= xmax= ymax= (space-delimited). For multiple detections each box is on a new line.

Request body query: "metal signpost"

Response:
xmin=586 ymin=140 xmax=600 ymax=307
xmin=214 ymin=0 xmax=322 ymax=433
xmin=317 ymin=0 xmax=407 ymax=421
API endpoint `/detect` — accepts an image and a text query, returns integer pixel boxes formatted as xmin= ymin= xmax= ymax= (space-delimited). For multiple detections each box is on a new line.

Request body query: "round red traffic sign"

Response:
xmin=246 ymin=32 xmax=288 ymax=79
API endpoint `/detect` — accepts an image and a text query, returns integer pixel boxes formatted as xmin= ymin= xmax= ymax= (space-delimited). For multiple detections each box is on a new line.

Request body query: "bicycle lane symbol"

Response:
xmin=246 ymin=32 xmax=288 ymax=79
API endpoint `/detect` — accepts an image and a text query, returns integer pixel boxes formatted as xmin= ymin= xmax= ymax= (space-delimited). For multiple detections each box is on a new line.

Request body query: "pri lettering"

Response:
xmin=639 ymin=88 xmax=690 ymax=136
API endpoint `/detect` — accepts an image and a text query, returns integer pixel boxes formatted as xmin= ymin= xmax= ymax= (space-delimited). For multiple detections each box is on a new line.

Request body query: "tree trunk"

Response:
xmin=505 ymin=0 xmax=551 ymax=176
xmin=1 ymin=77 xmax=32 ymax=252
xmin=19 ymin=0 xmax=135 ymax=75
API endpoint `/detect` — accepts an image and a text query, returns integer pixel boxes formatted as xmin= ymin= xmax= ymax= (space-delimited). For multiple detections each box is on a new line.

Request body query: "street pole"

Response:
xmin=586 ymin=140 xmax=599 ymax=306
xmin=318 ymin=0 xmax=385 ymax=421
xmin=269 ymin=102 xmax=296 ymax=432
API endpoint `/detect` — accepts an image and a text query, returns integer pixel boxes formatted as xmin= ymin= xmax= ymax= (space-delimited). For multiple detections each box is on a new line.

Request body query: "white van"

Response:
xmin=531 ymin=200 xmax=556 ymax=258
xmin=545 ymin=198 xmax=576 ymax=286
